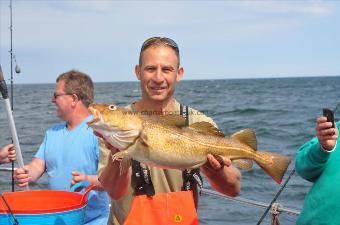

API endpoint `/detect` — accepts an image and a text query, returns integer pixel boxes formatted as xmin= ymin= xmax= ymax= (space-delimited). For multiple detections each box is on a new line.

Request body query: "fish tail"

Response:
xmin=255 ymin=151 xmax=292 ymax=184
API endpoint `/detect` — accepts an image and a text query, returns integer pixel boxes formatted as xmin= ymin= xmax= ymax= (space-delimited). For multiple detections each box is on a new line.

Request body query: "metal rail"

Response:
xmin=0 ymin=167 xmax=16 ymax=172
xmin=201 ymin=188 xmax=300 ymax=216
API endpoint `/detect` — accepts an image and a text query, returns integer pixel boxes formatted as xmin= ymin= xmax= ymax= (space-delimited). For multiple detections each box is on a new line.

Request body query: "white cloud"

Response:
xmin=1 ymin=1 xmax=336 ymax=50
xmin=0 ymin=0 xmax=339 ymax=83
xmin=237 ymin=0 xmax=335 ymax=16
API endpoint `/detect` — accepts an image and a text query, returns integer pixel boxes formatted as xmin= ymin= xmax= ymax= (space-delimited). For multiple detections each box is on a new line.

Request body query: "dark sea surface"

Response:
xmin=1 ymin=76 xmax=339 ymax=224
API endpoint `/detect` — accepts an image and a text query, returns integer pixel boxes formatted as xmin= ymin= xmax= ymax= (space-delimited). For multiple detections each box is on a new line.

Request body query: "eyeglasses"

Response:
xmin=53 ymin=92 xmax=73 ymax=99
xmin=141 ymin=37 xmax=179 ymax=53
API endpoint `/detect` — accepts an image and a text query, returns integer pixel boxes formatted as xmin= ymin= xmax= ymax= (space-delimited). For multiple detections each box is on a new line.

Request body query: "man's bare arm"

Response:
xmin=14 ymin=158 xmax=45 ymax=187
xmin=98 ymin=144 xmax=132 ymax=199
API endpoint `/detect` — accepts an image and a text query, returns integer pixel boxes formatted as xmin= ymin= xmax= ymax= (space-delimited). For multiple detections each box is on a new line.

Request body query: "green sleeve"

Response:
xmin=295 ymin=121 xmax=340 ymax=182
xmin=295 ymin=137 xmax=331 ymax=182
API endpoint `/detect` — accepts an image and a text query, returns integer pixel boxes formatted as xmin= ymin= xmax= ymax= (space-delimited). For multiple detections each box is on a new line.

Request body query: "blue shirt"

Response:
xmin=35 ymin=116 xmax=109 ymax=225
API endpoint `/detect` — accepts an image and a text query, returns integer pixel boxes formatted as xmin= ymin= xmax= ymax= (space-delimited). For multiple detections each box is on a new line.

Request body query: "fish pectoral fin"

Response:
xmin=111 ymin=151 xmax=127 ymax=161
xmin=232 ymin=159 xmax=253 ymax=171
xmin=111 ymin=151 xmax=132 ymax=175
xmin=188 ymin=122 xmax=225 ymax=137
xmin=231 ymin=129 xmax=257 ymax=150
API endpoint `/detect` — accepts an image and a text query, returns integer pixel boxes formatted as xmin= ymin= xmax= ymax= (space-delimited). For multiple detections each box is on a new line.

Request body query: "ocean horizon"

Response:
xmin=1 ymin=76 xmax=339 ymax=224
xmin=5 ymin=74 xmax=340 ymax=85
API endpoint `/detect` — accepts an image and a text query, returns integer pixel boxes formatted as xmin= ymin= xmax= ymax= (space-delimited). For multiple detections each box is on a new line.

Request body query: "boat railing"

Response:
xmin=201 ymin=188 xmax=300 ymax=216
xmin=0 ymin=167 xmax=15 ymax=172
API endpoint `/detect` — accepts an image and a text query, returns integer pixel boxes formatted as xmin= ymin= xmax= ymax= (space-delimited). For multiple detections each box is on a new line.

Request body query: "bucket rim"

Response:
xmin=0 ymin=205 xmax=86 ymax=216
xmin=0 ymin=190 xmax=87 ymax=214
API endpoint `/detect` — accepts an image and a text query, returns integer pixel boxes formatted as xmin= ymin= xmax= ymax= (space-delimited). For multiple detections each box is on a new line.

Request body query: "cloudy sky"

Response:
xmin=0 ymin=0 xmax=339 ymax=84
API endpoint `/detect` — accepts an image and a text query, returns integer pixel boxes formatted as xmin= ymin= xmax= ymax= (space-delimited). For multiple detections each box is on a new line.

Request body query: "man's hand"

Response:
xmin=71 ymin=171 xmax=87 ymax=186
xmin=14 ymin=166 xmax=30 ymax=187
xmin=316 ymin=116 xmax=338 ymax=151
xmin=7 ymin=144 xmax=16 ymax=161
xmin=201 ymin=154 xmax=241 ymax=197
xmin=0 ymin=144 xmax=16 ymax=164
xmin=201 ymin=154 xmax=232 ymax=175
xmin=71 ymin=171 xmax=105 ymax=191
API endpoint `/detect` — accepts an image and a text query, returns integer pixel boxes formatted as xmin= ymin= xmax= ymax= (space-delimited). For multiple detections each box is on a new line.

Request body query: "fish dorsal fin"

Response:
xmin=231 ymin=129 xmax=257 ymax=150
xmin=143 ymin=115 xmax=186 ymax=128
xmin=189 ymin=122 xmax=225 ymax=137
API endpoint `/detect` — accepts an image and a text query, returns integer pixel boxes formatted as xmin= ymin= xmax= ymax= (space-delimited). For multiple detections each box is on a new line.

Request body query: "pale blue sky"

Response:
xmin=0 ymin=0 xmax=339 ymax=84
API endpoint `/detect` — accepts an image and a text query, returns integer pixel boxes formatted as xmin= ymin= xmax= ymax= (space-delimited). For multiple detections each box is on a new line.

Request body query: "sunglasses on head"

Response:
xmin=141 ymin=37 xmax=179 ymax=53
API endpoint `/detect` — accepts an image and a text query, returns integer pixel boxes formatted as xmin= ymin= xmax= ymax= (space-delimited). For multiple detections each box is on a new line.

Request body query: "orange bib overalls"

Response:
xmin=123 ymin=190 xmax=199 ymax=225
xmin=123 ymin=105 xmax=201 ymax=225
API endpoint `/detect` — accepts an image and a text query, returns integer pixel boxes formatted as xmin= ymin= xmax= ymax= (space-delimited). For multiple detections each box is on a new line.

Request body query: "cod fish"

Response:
xmin=88 ymin=103 xmax=292 ymax=184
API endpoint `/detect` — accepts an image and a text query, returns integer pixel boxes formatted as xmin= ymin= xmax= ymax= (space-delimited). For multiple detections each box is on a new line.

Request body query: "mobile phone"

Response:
xmin=323 ymin=108 xmax=335 ymax=128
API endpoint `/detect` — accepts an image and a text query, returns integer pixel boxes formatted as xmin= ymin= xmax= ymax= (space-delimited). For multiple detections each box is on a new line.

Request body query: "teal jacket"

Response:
xmin=295 ymin=121 xmax=340 ymax=225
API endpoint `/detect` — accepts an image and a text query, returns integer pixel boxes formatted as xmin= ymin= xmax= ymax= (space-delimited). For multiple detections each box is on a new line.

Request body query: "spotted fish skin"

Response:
xmin=88 ymin=103 xmax=292 ymax=184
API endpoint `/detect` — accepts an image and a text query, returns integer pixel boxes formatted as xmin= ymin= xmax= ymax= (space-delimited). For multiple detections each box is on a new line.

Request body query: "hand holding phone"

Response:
xmin=323 ymin=108 xmax=335 ymax=128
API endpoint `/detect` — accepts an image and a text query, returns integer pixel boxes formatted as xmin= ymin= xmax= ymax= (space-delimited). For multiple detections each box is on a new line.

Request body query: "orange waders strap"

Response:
xmin=123 ymin=190 xmax=199 ymax=225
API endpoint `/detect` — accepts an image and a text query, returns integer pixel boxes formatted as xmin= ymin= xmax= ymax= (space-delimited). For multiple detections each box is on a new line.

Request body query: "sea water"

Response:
xmin=1 ymin=76 xmax=339 ymax=225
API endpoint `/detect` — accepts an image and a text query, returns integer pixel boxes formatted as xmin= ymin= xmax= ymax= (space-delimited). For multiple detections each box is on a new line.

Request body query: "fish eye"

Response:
xmin=108 ymin=105 xmax=117 ymax=111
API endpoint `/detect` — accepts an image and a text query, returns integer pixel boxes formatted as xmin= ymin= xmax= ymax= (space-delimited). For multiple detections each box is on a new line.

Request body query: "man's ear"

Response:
xmin=176 ymin=67 xmax=184 ymax=82
xmin=71 ymin=94 xmax=79 ymax=107
xmin=135 ymin=65 xmax=141 ymax=80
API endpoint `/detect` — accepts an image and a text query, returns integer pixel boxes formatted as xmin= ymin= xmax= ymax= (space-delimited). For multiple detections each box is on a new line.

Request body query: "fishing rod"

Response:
xmin=9 ymin=0 xmax=21 ymax=192
xmin=9 ymin=0 xmax=14 ymax=192
xmin=0 ymin=65 xmax=27 ymax=190
xmin=256 ymin=168 xmax=296 ymax=225
xmin=0 ymin=193 xmax=19 ymax=225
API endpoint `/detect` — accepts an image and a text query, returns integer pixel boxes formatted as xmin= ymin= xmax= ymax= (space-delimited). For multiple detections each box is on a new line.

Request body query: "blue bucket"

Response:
xmin=0 ymin=182 xmax=94 ymax=225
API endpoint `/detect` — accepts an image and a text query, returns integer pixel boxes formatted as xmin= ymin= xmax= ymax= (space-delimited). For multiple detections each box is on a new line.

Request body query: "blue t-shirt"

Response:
xmin=35 ymin=116 xmax=109 ymax=225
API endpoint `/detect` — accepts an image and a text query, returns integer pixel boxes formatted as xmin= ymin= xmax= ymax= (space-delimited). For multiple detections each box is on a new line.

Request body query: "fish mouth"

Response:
xmin=88 ymin=106 xmax=101 ymax=122
xmin=88 ymin=119 xmax=140 ymax=150
xmin=87 ymin=106 xmax=104 ymax=130
xmin=87 ymin=117 xmax=100 ymax=126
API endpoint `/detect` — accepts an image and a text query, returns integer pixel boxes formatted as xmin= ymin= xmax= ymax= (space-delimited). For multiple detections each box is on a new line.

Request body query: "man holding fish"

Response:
xmin=92 ymin=37 xmax=287 ymax=225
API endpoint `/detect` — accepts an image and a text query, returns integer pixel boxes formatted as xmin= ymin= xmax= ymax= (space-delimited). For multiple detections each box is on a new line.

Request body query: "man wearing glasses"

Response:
xmin=14 ymin=70 xmax=109 ymax=225
xmin=98 ymin=37 xmax=241 ymax=225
